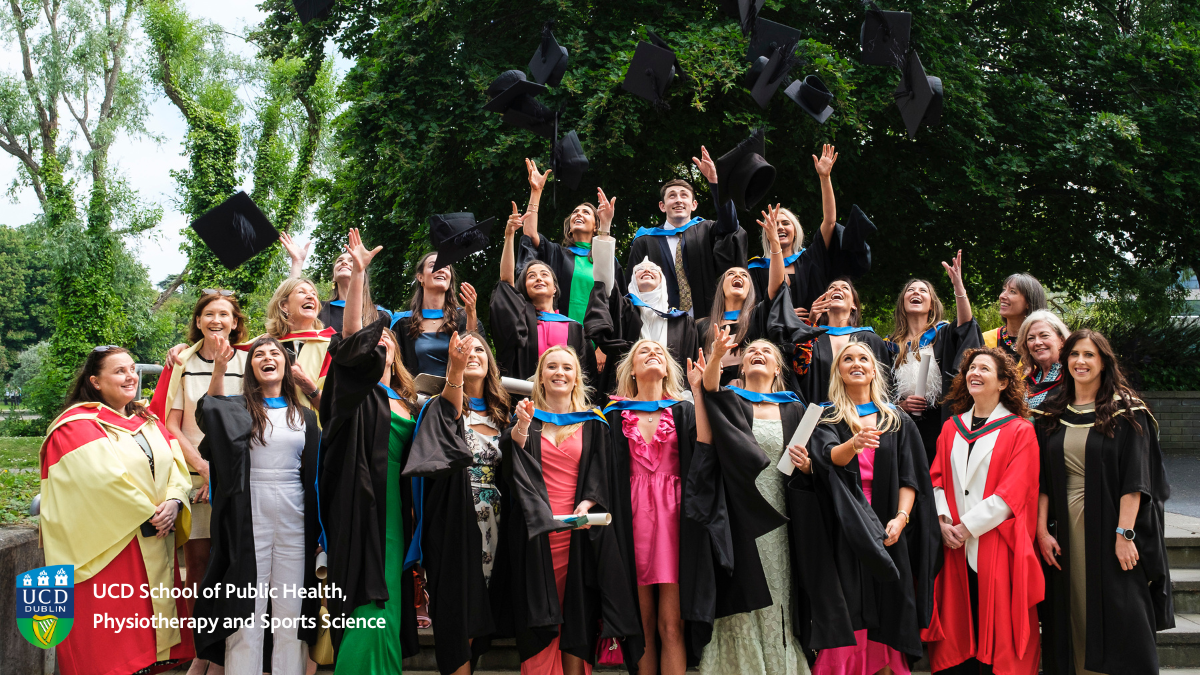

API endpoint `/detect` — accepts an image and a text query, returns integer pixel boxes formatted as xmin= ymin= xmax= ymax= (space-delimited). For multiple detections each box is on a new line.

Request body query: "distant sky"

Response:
xmin=0 ymin=0 xmax=331 ymax=287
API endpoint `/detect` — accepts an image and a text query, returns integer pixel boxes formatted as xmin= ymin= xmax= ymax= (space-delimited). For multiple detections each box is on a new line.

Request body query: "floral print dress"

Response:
xmin=465 ymin=410 xmax=503 ymax=583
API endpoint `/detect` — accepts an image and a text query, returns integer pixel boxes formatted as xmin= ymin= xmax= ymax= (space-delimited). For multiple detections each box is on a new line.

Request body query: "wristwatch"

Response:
xmin=1116 ymin=527 xmax=1136 ymax=541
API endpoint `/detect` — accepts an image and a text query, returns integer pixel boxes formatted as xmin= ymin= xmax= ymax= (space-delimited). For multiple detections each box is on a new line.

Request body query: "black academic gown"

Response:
xmin=692 ymin=388 xmax=793 ymax=618
xmin=318 ymin=300 xmax=391 ymax=335
xmin=583 ymin=281 xmax=699 ymax=398
xmin=1037 ymin=405 xmax=1174 ymax=675
xmin=501 ymin=417 xmax=643 ymax=668
xmin=625 ymin=188 xmax=745 ymax=318
xmin=389 ymin=307 xmax=487 ymax=378
xmin=190 ymin=397 xmax=322 ymax=663
xmin=795 ymin=330 xmax=894 ymax=406
xmin=792 ymin=411 xmax=939 ymax=657
xmin=887 ymin=320 xmax=983 ymax=463
xmin=518 ymin=235 xmax=627 ymax=320
xmin=317 ymin=315 xmax=420 ymax=655
xmin=489 ymin=281 xmax=597 ymax=385
xmin=605 ymin=400 xmax=716 ymax=666
xmin=402 ymin=395 xmax=509 ymax=675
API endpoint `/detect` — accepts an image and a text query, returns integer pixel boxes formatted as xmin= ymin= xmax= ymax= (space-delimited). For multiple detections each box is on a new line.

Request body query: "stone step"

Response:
xmin=1158 ymin=614 xmax=1200 ymax=668
xmin=1168 ymin=513 xmax=1200 ymax=569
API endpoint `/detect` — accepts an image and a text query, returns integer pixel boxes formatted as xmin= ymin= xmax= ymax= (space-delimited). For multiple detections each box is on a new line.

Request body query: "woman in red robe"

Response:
xmin=921 ymin=347 xmax=1043 ymax=675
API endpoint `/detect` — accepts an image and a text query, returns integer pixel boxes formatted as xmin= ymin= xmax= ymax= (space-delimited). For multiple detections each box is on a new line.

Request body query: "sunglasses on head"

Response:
xmin=203 ymin=289 xmax=235 ymax=297
xmin=92 ymin=345 xmax=122 ymax=353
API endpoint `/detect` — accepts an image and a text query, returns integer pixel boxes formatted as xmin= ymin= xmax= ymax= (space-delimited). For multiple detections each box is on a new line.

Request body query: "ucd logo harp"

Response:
xmin=16 ymin=564 xmax=74 ymax=648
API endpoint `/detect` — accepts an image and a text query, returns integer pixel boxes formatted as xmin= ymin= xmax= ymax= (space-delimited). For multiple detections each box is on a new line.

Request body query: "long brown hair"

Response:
xmin=817 ymin=277 xmax=863 ymax=327
xmin=461 ymin=330 xmax=512 ymax=427
xmin=329 ymin=254 xmax=382 ymax=328
xmin=943 ymin=348 xmax=1031 ymax=418
xmin=64 ymin=346 xmax=150 ymax=419
xmin=1037 ymin=329 xmax=1145 ymax=437
xmin=381 ymin=327 xmax=419 ymax=411
xmin=242 ymin=336 xmax=305 ymax=447
xmin=405 ymin=252 xmax=463 ymax=339
xmin=704 ymin=267 xmax=756 ymax=354
xmin=887 ymin=278 xmax=945 ymax=367
xmin=516 ymin=260 xmax=562 ymax=307
xmin=560 ymin=202 xmax=598 ymax=248
xmin=188 ymin=292 xmax=249 ymax=345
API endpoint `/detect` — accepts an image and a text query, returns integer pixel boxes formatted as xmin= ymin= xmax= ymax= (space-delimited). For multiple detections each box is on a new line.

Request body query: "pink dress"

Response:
xmin=812 ymin=446 xmax=911 ymax=675
xmin=537 ymin=321 xmax=570 ymax=357
xmin=521 ymin=429 xmax=592 ymax=675
xmin=620 ymin=407 xmax=681 ymax=586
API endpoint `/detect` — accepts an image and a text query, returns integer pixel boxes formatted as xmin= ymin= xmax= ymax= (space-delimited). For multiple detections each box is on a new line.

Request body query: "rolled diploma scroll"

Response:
xmin=914 ymin=353 xmax=933 ymax=401
xmin=502 ymin=377 xmax=534 ymax=397
xmin=777 ymin=403 xmax=825 ymax=476
xmin=315 ymin=551 xmax=328 ymax=580
xmin=553 ymin=513 xmax=613 ymax=528
xmin=591 ymin=235 xmax=617 ymax=293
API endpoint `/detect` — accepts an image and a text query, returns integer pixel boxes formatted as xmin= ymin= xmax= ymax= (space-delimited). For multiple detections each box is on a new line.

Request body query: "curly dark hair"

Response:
xmin=943 ymin=347 xmax=1031 ymax=418
xmin=1036 ymin=329 xmax=1144 ymax=437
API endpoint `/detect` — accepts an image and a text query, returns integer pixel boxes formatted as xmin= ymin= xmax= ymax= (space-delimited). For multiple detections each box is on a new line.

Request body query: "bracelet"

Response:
xmin=305 ymin=388 xmax=319 ymax=398
xmin=954 ymin=292 xmax=967 ymax=298
xmin=896 ymin=509 xmax=910 ymax=525
xmin=527 ymin=204 xmax=539 ymax=212
xmin=770 ymin=247 xmax=783 ymax=255
xmin=446 ymin=380 xmax=464 ymax=389
xmin=515 ymin=424 xmax=530 ymax=436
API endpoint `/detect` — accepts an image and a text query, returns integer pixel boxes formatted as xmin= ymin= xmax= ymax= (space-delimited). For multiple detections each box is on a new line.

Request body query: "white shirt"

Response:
xmin=251 ymin=406 xmax=306 ymax=474
xmin=171 ymin=350 xmax=247 ymax=450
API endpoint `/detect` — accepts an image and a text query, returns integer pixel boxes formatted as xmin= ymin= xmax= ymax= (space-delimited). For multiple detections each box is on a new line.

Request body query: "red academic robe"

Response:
xmin=921 ymin=415 xmax=1043 ymax=675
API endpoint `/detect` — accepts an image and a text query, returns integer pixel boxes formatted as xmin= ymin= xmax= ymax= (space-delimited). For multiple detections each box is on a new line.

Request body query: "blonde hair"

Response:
xmin=329 ymin=253 xmax=381 ymax=328
xmin=759 ymin=206 xmax=803 ymax=257
xmin=614 ymin=339 xmax=686 ymax=400
xmin=825 ymin=341 xmax=900 ymax=434
xmin=531 ymin=345 xmax=593 ymax=444
xmin=738 ymin=339 xmax=790 ymax=393
xmin=266 ymin=277 xmax=325 ymax=338
xmin=1015 ymin=310 xmax=1070 ymax=368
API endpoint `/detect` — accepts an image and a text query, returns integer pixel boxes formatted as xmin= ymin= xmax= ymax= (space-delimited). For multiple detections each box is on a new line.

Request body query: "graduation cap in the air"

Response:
xmin=622 ymin=40 xmax=678 ymax=110
xmin=716 ymin=128 xmax=776 ymax=212
xmin=860 ymin=3 xmax=911 ymax=69
xmin=893 ymin=51 xmax=943 ymax=138
xmin=429 ymin=213 xmax=495 ymax=271
xmin=528 ymin=20 xmax=569 ymax=87
xmin=749 ymin=39 xmax=800 ymax=109
xmin=485 ymin=70 xmax=556 ymax=139
xmin=648 ymin=31 xmax=688 ymax=82
xmin=747 ymin=18 xmax=803 ymax=64
xmin=553 ymin=130 xmax=589 ymax=191
xmin=718 ymin=0 xmax=765 ymax=35
xmin=835 ymin=204 xmax=877 ymax=278
xmin=190 ymin=191 xmax=280 ymax=270
xmin=292 ymin=0 xmax=334 ymax=24
xmin=784 ymin=75 xmax=835 ymax=124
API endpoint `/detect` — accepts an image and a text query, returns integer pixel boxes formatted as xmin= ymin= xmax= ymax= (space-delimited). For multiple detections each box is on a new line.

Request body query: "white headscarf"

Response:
xmin=629 ymin=257 xmax=669 ymax=345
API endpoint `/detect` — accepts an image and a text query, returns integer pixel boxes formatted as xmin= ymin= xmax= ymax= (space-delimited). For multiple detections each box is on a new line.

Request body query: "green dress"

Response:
xmin=334 ymin=413 xmax=415 ymax=674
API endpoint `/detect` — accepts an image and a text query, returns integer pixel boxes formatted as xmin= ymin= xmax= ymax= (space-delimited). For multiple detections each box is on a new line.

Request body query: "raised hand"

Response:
xmin=507 ymin=202 xmax=528 ymax=237
xmin=849 ymin=424 xmax=882 ymax=453
xmin=757 ymin=203 xmax=783 ymax=248
xmin=812 ymin=144 xmax=839 ymax=178
xmin=279 ymin=231 xmax=311 ymax=267
xmin=596 ymin=187 xmax=617 ymax=232
xmin=809 ymin=291 xmax=832 ymax=322
xmin=514 ymin=398 xmax=535 ymax=440
xmin=941 ymin=249 xmax=966 ymax=294
xmin=345 ymin=228 xmax=383 ymax=272
xmin=526 ymin=158 xmax=552 ymax=192
xmin=687 ymin=348 xmax=708 ymax=390
xmin=460 ymin=281 xmax=478 ymax=317
xmin=212 ymin=335 xmax=236 ymax=371
xmin=692 ymin=145 xmax=717 ymax=184
xmin=446 ymin=331 xmax=468 ymax=373
xmin=711 ymin=324 xmax=738 ymax=360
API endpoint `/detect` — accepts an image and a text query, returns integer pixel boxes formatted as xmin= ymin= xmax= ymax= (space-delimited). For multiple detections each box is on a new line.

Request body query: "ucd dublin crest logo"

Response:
xmin=16 ymin=565 xmax=73 ymax=648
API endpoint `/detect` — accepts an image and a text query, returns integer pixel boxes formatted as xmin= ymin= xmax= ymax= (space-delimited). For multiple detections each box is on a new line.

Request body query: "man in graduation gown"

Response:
xmin=626 ymin=151 xmax=745 ymax=318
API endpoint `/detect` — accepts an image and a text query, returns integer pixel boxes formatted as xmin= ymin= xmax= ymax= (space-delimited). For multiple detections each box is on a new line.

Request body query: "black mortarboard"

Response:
xmin=621 ymin=41 xmax=677 ymax=110
xmin=648 ymin=31 xmax=688 ymax=82
xmin=860 ymin=4 xmax=911 ymax=68
xmin=484 ymin=70 xmax=547 ymax=113
xmin=429 ymin=213 xmax=495 ymax=270
xmin=784 ymin=74 xmax=835 ymax=123
xmin=528 ymin=21 xmax=569 ymax=87
xmin=749 ymin=40 xmax=799 ymax=109
xmin=553 ymin=130 xmax=589 ymax=191
xmin=721 ymin=0 xmax=765 ymax=35
xmin=893 ymin=51 xmax=943 ymax=138
xmin=747 ymin=17 xmax=803 ymax=63
xmin=502 ymin=97 xmax=558 ymax=140
xmin=292 ymin=0 xmax=334 ymax=24
xmin=190 ymin=191 xmax=279 ymax=270
xmin=716 ymin=128 xmax=776 ymax=212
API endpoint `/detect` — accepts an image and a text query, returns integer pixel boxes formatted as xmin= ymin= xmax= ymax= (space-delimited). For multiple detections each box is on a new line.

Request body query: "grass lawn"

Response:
xmin=0 ymin=436 xmax=40 ymax=526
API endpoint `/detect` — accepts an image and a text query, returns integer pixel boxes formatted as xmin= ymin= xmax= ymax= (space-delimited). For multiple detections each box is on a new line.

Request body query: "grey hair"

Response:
xmin=1016 ymin=310 xmax=1071 ymax=365
xmin=1002 ymin=273 xmax=1047 ymax=318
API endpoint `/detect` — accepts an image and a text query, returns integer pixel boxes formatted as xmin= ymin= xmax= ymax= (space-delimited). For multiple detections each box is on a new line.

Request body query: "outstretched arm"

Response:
xmin=813 ymin=145 xmax=839 ymax=249
xmin=501 ymin=203 xmax=526 ymax=286
xmin=523 ymin=159 xmax=549 ymax=247
xmin=441 ymin=332 xmax=466 ymax=417
xmin=694 ymin=145 xmax=740 ymax=235
xmin=703 ymin=325 xmax=737 ymax=392
xmin=758 ymin=203 xmax=786 ymax=299
xmin=941 ymin=249 xmax=973 ymax=325
xmin=280 ymin=232 xmax=311 ymax=279
xmin=343 ymin=228 xmax=382 ymax=337
xmin=689 ymin=351 xmax=713 ymax=443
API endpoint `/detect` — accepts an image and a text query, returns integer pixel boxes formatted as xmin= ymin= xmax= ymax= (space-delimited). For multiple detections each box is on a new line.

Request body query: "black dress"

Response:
xmin=318 ymin=299 xmax=391 ymax=335
xmin=191 ymin=396 xmax=322 ymax=664
xmin=389 ymin=307 xmax=487 ymax=378
xmin=794 ymin=329 xmax=894 ymax=406
xmin=488 ymin=281 xmax=597 ymax=385
xmin=1037 ymin=403 xmax=1173 ymax=675
xmin=316 ymin=315 xmax=420 ymax=655
xmin=792 ymin=410 xmax=940 ymax=657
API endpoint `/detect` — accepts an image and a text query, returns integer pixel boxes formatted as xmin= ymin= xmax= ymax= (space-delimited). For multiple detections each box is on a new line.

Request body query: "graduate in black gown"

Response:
xmin=792 ymin=278 xmax=893 ymax=406
xmin=317 ymin=230 xmax=420 ymax=660
xmin=192 ymin=336 xmax=322 ymax=665
xmin=625 ymin=147 xmax=745 ymax=318
xmin=791 ymin=341 xmax=940 ymax=671
xmin=390 ymin=251 xmax=483 ymax=378
xmin=404 ymin=330 xmax=513 ymax=675
xmin=885 ymin=251 xmax=983 ymax=463
xmin=515 ymin=157 xmax=626 ymax=325
xmin=491 ymin=204 xmax=597 ymax=385
xmin=1035 ymin=329 xmax=1173 ymax=675
xmin=502 ymin=345 xmax=643 ymax=673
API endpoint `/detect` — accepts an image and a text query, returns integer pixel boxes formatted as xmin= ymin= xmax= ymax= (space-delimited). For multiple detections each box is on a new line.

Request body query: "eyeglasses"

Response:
xmin=202 ymin=289 xmax=235 ymax=297
xmin=92 ymin=345 xmax=122 ymax=353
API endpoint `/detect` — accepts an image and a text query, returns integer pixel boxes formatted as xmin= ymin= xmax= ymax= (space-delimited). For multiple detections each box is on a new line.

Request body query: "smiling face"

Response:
xmin=461 ymin=335 xmax=490 ymax=382
xmin=741 ymin=340 xmax=780 ymax=380
xmin=659 ymin=184 xmax=698 ymax=222
xmin=332 ymin=252 xmax=353 ymax=282
xmin=998 ymin=282 xmax=1028 ymax=319
xmin=631 ymin=340 xmax=669 ymax=383
xmin=837 ymin=344 xmax=876 ymax=388
xmin=539 ymin=349 xmax=577 ymax=399
xmin=1025 ymin=320 xmax=1064 ymax=370
xmin=89 ymin=352 xmax=139 ymax=411
xmin=1067 ymin=337 xmax=1104 ymax=388
xmin=250 ymin=342 xmax=286 ymax=386
xmin=283 ymin=282 xmax=320 ymax=327
xmin=903 ymin=281 xmax=932 ymax=317
xmin=827 ymin=279 xmax=857 ymax=314
xmin=775 ymin=212 xmax=799 ymax=251
xmin=965 ymin=354 xmax=1006 ymax=401
xmin=567 ymin=204 xmax=597 ymax=241
xmin=523 ymin=263 xmax=557 ymax=302
xmin=378 ymin=330 xmax=398 ymax=370
xmin=722 ymin=268 xmax=751 ymax=302
xmin=635 ymin=264 xmax=662 ymax=293
xmin=416 ymin=254 xmax=451 ymax=295
xmin=196 ymin=298 xmax=238 ymax=344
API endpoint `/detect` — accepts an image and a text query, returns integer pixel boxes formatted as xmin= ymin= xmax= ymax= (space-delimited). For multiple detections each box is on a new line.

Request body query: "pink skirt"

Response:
xmin=630 ymin=472 xmax=681 ymax=585
xmin=812 ymin=629 xmax=910 ymax=675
